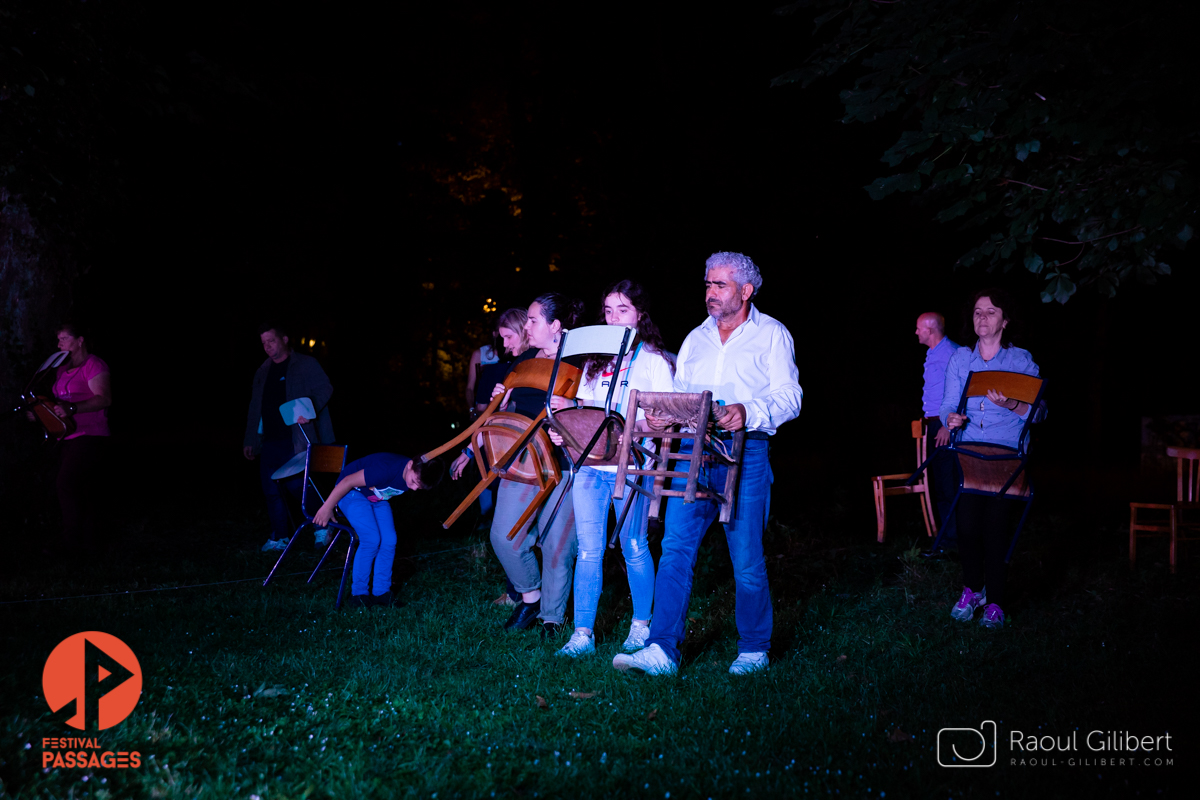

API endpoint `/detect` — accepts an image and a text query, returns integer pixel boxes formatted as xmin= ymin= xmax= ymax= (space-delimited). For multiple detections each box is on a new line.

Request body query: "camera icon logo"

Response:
xmin=937 ymin=720 xmax=997 ymax=767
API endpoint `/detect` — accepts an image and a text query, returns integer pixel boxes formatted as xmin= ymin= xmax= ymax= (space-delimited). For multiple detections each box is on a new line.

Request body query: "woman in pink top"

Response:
xmin=49 ymin=323 xmax=112 ymax=551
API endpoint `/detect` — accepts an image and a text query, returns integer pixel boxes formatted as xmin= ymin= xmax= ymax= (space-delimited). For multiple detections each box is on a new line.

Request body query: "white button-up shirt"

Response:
xmin=673 ymin=304 xmax=802 ymax=435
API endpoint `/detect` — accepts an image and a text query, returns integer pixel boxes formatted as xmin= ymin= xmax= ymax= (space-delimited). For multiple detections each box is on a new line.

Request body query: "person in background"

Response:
xmin=942 ymin=289 xmax=1045 ymax=629
xmin=466 ymin=326 xmax=502 ymax=419
xmin=44 ymin=323 xmax=113 ymax=555
xmin=243 ymin=322 xmax=335 ymax=552
xmin=915 ymin=311 xmax=959 ymax=553
xmin=313 ymin=453 xmax=445 ymax=608
xmin=552 ymin=280 xmax=675 ymax=659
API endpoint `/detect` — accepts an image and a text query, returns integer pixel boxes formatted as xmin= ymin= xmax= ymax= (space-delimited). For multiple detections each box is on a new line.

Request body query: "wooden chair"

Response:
xmin=913 ymin=370 xmax=1046 ymax=562
xmin=1130 ymin=446 xmax=1200 ymax=573
xmin=613 ymin=390 xmax=745 ymax=523
xmin=262 ymin=444 xmax=361 ymax=610
xmin=420 ymin=358 xmax=582 ymax=542
xmin=871 ymin=419 xmax=938 ymax=543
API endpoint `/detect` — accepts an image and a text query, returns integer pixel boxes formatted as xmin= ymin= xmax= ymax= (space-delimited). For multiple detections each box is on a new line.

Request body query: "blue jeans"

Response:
xmin=571 ymin=468 xmax=655 ymax=631
xmin=338 ymin=489 xmax=397 ymax=597
xmin=646 ymin=438 xmax=773 ymax=664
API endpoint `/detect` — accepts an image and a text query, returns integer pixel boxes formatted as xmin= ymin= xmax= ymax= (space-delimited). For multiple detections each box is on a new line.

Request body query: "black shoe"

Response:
xmin=504 ymin=600 xmax=540 ymax=631
xmin=345 ymin=594 xmax=371 ymax=610
xmin=539 ymin=621 xmax=563 ymax=640
xmin=370 ymin=591 xmax=405 ymax=609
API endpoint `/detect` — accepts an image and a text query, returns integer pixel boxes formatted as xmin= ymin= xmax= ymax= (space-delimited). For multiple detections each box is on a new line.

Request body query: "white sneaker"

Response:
xmin=612 ymin=643 xmax=677 ymax=676
xmin=314 ymin=528 xmax=330 ymax=549
xmin=622 ymin=621 xmax=650 ymax=652
xmin=261 ymin=538 xmax=289 ymax=552
xmin=557 ymin=630 xmax=595 ymax=658
xmin=728 ymin=652 xmax=768 ymax=675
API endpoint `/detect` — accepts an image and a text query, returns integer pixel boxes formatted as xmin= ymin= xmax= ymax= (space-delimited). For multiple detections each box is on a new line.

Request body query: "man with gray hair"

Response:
xmin=613 ymin=251 xmax=803 ymax=677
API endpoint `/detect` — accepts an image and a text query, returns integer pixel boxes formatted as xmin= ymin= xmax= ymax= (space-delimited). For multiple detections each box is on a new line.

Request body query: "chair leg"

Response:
xmin=443 ymin=470 xmax=500 ymax=530
xmin=308 ymin=528 xmax=344 ymax=584
xmin=1005 ymin=495 xmax=1034 ymax=564
xmin=336 ymin=534 xmax=359 ymax=610
xmin=539 ymin=470 xmax=576 ymax=540
xmin=263 ymin=522 xmax=311 ymax=587
xmin=919 ymin=478 xmax=938 ymax=538
xmin=872 ymin=479 xmax=886 ymax=543
xmin=507 ymin=485 xmax=554 ymax=544
xmin=1169 ymin=507 xmax=1177 ymax=575
xmin=1129 ymin=506 xmax=1137 ymax=569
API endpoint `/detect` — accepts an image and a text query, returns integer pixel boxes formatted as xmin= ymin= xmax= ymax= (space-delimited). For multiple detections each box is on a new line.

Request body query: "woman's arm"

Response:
xmin=54 ymin=371 xmax=112 ymax=416
xmin=312 ymin=469 xmax=367 ymax=526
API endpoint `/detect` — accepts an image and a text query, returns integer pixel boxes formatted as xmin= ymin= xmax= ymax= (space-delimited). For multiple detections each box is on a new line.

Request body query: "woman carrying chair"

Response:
xmin=942 ymin=289 xmax=1043 ymax=629
xmin=450 ymin=293 xmax=585 ymax=635
xmin=548 ymin=280 xmax=676 ymax=658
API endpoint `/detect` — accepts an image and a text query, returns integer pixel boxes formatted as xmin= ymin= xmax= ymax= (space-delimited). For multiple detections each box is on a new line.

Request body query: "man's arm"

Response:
xmin=739 ymin=323 xmax=802 ymax=432
xmin=243 ymin=362 xmax=267 ymax=456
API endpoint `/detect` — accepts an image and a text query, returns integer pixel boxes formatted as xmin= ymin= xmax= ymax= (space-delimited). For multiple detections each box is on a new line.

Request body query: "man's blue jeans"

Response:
xmin=645 ymin=438 xmax=773 ymax=665
xmin=338 ymin=489 xmax=397 ymax=597
xmin=260 ymin=439 xmax=302 ymax=539
xmin=571 ymin=468 xmax=655 ymax=631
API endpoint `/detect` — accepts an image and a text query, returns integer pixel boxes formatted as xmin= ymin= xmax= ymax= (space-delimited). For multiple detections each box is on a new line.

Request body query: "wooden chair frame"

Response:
xmin=262 ymin=443 xmax=361 ymax=610
xmin=613 ymin=389 xmax=746 ymax=524
xmin=872 ymin=419 xmax=938 ymax=543
xmin=1130 ymin=446 xmax=1200 ymax=573
xmin=420 ymin=358 xmax=581 ymax=541
xmin=911 ymin=370 xmax=1046 ymax=563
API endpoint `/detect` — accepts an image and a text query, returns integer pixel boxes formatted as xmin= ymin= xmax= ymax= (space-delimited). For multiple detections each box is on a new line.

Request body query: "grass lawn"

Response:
xmin=0 ymin=494 xmax=1193 ymax=799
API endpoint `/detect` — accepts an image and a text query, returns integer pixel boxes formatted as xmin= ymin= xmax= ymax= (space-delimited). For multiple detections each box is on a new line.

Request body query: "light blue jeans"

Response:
xmin=571 ymin=468 xmax=655 ymax=631
xmin=646 ymin=438 xmax=773 ymax=664
xmin=338 ymin=489 xmax=396 ymax=597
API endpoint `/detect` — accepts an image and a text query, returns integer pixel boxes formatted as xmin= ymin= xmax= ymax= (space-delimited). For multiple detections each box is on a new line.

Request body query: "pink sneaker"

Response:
xmin=950 ymin=586 xmax=987 ymax=621
xmin=979 ymin=603 xmax=1005 ymax=629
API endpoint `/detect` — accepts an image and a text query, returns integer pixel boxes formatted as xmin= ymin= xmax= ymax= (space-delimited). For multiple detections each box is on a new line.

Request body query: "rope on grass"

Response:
xmin=0 ymin=543 xmax=479 ymax=606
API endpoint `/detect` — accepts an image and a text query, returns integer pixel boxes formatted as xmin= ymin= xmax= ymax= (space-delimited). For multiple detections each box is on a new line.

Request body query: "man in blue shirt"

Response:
xmin=313 ymin=453 xmax=445 ymax=608
xmin=916 ymin=312 xmax=958 ymax=551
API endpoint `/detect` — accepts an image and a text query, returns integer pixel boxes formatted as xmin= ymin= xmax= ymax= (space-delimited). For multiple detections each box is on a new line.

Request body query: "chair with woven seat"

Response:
xmin=612 ymin=390 xmax=745 ymax=524
xmin=262 ymin=443 xmax=360 ymax=609
xmin=1130 ymin=446 xmax=1200 ymax=573
xmin=871 ymin=419 xmax=938 ymax=543
xmin=913 ymin=370 xmax=1046 ymax=562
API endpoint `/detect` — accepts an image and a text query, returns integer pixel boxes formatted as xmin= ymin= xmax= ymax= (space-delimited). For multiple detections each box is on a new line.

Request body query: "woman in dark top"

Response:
xmin=455 ymin=293 xmax=584 ymax=634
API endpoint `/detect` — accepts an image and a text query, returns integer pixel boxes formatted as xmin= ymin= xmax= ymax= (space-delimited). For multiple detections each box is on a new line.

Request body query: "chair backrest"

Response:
xmin=1167 ymin=446 xmax=1200 ymax=502
xmin=549 ymin=325 xmax=632 ymax=415
xmin=911 ymin=419 xmax=927 ymax=467
xmin=962 ymin=370 xmax=1044 ymax=405
xmin=559 ymin=325 xmax=633 ymax=359
xmin=301 ymin=444 xmax=348 ymax=513
xmin=503 ymin=358 xmax=583 ymax=395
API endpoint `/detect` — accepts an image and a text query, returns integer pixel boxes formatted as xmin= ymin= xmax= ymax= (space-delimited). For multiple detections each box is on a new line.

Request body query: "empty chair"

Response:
xmin=1130 ymin=446 xmax=1200 ymax=573
xmin=871 ymin=419 xmax=938 ymax=543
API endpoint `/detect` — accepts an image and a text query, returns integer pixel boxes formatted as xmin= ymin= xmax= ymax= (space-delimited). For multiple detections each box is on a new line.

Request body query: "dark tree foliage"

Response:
xmin=774 ymin=0 xmax=1197 ymax=303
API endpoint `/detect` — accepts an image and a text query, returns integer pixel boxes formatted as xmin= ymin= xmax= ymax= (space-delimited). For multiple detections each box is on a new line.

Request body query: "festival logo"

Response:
xmin=42 ymin=632 xmax=142 ymax=731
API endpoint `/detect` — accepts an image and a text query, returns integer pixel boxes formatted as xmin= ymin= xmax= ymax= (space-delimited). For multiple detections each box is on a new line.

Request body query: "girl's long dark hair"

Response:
xmin=583 ymin=279 xmax=672 ymax=382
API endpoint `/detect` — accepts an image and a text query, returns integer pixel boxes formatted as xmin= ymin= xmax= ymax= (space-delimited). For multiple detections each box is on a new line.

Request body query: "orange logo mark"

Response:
xmin=42 ymin=632 xmax=142 ymax=731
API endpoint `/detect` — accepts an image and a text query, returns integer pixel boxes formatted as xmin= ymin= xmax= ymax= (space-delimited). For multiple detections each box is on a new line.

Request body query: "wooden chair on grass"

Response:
xmin=871 ymin=419 xmax=938 ymax=543
xmin=613 ymin=390 xmax=745 ymax=524
xmin=420 ymin=358 xmax=582 ymax=543
xmin=1130 ymin=446 xmax=1200 ymax=573
xmin=911 ymin=370 xmax=1045 ymax=562
xmin=262 ymin=443 xmax=361 ymax=610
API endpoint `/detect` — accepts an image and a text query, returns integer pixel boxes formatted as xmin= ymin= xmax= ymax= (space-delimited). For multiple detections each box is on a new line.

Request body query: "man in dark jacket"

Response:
xmin=243 ymin=323 xmax=335 ymax=551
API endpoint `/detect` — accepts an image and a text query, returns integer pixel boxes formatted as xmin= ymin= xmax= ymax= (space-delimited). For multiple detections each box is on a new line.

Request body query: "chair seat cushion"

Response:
xmin=549 ymin=407 xmax=626 ymax=466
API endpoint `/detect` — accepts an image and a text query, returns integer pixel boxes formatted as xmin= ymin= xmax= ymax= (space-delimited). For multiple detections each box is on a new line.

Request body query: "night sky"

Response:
xmin=15 ymin=1 xmax=1199 ymax=522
